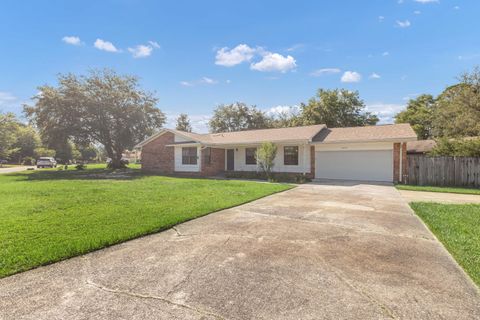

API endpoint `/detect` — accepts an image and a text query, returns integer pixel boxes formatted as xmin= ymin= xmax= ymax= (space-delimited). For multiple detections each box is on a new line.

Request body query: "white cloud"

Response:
xmin=454 ymin=6 xmax=460 ymax=10
xmin=402 ymin=93 xmax=419 ymax=101
xmin=226 ymin=79 xmax=231 ymax=84
xmin=148 ymin=41 xmax=160 ymax=48
xmin=200 ymin=77 xmax=218 ymax=85
xmin=215 ymin=44 xmax=256 ymax=67
xmin=458 ymin=53 xmax=480 ymax=61
xmin=265 ymin=105 xmax=300 ymax=118
xmin=128 ymin=41 xmax=160 ymax=58
xmin=382 ymin=51 xmax=390 ymax=56
xmin=286 ymin=43 xmax=305 ymax=52
xmin=414 ymin=10 xmax=421 ymax=14
xmin=414 ymin=0 xmax=438 ymax=3
xmin=250 ymin=53 xmax=296 ymax=73
xmin=180 ymin=77 xmax=218 ymax=87
xmin=94 ymin=39 xmax=119 ymax=52
xmin=365 ymin=103 xmax=405 ymax=124
xmin=310 ymin=68 xmax=341 ymax=77
xmin=378 ymin=16 xmax=385 ymax=22
xmin=341 ymin=71 xmax=362 ymax=83
xmin=0 ymin=92 xmax=17 ymax=105
xmin=370 ymin=73 xmax=381 ymax=79
xmin=62 ymin=36 xmax=82 ymax=46
xmin=0 ymin=92 xmax=23 ymax=114
xmin=180 ymin=81 xmax=194 ymax=87
xmin=215 ymin=43 xmax=297 ymax=73
xmin=128 ymin=45 xmax=153 ymax=58
xmin=396 ymin=20 xmax=411 ymax=28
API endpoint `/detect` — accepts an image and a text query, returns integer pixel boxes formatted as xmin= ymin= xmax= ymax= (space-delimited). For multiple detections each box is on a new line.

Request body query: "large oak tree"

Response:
xmin=395 ymin=94 xmax=436 ymax=139
xmin=298 ymin=89 xmax=379 ymax=127
xmin=208 ymin=102 xmax=271 ymax=133
xmin=25 ymin=69 xmax=166 ymax=168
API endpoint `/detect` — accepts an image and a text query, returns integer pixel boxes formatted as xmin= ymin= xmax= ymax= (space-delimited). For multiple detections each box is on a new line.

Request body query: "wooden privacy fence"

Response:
xmin=407 ymin=155 xmax=480 ymax=187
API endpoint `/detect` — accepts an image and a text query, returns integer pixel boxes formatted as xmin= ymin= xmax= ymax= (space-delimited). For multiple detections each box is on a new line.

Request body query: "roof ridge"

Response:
xmin=203 ymin=124 xmax=325 ymax=136
xmin=327 ymin=123 xmax=407 ymax=130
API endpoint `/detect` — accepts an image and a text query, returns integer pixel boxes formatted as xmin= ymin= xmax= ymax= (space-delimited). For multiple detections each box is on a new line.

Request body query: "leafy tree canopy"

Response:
xmin=0 ymin=112 xmax=21 ymax=159
xmin=209 ymin=102 xmax=271 ymax=133
xmin=176 ymin=113 xmax=192 ymax=132
xmin=395 ymin=94 xmax=436 ymax=139
xmin=298 ymin=89 xmax=379 ymax=127
xmin=24 ymin=69 xmax=166 ymax=168
xmin=10 ymin=125 xmax=41 ymax=163
xmin=433 ymin=68 xmax=480 ymax=138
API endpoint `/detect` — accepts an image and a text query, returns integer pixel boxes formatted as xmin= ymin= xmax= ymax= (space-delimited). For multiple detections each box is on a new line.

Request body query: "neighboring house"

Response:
xmin=122 ymin=150 xmax=141 ymax=163
xmin=407 ymin=140 xmax=436 ymax=154
xmin=136 ymin=123 xmax=417 ymax=183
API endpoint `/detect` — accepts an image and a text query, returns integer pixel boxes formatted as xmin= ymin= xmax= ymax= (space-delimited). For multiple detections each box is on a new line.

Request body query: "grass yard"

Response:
xmin=0 ymin=166 xmax=291 ymax=278
xmin=396 ymin=184 xmax=480 ymax=195
xmin=411 ymin=202 xmax=480 ymax=286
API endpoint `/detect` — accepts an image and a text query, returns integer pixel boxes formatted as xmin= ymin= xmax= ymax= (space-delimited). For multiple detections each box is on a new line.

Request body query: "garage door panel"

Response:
xmin=315 ymin=150 xmax=393 ymax=182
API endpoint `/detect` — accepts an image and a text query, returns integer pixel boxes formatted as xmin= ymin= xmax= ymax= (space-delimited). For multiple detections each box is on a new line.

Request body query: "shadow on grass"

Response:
xmin=7 ymin=167 xmax=147 ymax=182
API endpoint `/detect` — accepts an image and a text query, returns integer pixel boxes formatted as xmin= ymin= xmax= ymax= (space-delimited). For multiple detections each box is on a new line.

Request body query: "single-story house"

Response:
xmin=136 ymin=123 xmax=417 ymax=183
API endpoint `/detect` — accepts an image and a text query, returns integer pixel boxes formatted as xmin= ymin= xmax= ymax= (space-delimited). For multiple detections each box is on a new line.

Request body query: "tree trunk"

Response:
xmin=105 ymin=144 xmax=125 ymax=169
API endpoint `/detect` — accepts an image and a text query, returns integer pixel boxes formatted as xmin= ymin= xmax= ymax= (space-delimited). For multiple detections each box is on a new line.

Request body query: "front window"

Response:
xmin=284 ymin=146 xmax=298 ymax=165
xmin=245 ymin=147 xmax=257 ymax=165
xmin=182 ymin=147 xmax=197 ymax=165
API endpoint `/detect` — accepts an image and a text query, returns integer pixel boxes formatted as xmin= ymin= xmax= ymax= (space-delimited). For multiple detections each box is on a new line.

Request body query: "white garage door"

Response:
xmin=315 ymin=150 xmax=393 ymax=182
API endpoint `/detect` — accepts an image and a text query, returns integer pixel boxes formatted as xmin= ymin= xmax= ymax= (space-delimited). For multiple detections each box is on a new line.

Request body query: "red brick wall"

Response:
xmin=141 ymin=132 xmax=175 ymax=174
xmin=201 ymin=147 xmax=225 ymax=176
xmin=401 ymin=142 xmax=408 ymax=182
xmin=393 ymin=142 xmax=400 ymax=183
xmin=309 ymin=146 xmax=315 ymax=179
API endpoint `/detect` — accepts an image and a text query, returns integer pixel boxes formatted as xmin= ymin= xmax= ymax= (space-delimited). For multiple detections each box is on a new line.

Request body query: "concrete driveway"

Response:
xmin=1 ymin=182 xmax=479 ymax=319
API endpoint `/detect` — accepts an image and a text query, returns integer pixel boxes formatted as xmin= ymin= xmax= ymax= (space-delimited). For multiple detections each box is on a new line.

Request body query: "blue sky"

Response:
xmin=0 ymin=0 xmax=478 ymax=132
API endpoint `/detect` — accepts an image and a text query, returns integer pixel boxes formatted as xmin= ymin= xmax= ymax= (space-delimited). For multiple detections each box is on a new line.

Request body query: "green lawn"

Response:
xmin=0 ymin=166 xmax=291 ymax=278
xmin=396 ymin=184 xmax=480 ymax=195
xmin=411 ymin=202 xmax=480 ymax=286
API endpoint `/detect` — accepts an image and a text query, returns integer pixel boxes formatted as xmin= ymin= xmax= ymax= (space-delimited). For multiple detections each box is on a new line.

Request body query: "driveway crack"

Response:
xmin=86 ymin=280 xmax=226 ymax=319
xmin=166 ymin=237 xmax=231 ymax=297
xmin=320 ymin=263 xmax=398 ymax=319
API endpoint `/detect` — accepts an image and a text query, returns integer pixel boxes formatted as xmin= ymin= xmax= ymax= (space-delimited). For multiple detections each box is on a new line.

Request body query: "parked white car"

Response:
xmin=36 ymin=157 xmax=57 ymax=168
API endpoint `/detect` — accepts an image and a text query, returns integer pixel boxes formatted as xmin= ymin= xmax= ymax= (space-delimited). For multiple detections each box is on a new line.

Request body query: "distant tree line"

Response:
xmin=205 ymin=89 xmax=379 ymax=133
xmin=0 ymin=111 xmax=102 ymax=164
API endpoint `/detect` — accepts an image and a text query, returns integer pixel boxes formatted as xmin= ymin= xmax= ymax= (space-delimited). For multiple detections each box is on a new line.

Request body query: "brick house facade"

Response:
xmin=137 ymin=124 xmax=415 ymax=182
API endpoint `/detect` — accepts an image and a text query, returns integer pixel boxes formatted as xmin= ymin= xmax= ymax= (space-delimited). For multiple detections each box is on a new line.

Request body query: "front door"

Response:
xmin=226 ymin=149 xmax=234 ymax=171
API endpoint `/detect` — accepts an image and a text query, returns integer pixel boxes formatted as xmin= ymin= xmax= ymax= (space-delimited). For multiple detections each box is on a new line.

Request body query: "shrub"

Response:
xmin=224 ymin=171 xmax=310 ymax=184
xmin=255 ymin=142 xmax=277 ymax=179
xmin=430 ymin=138 xmax=480 ymax=157
xmin=75 ymin=164 xmax=86 ymax=170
